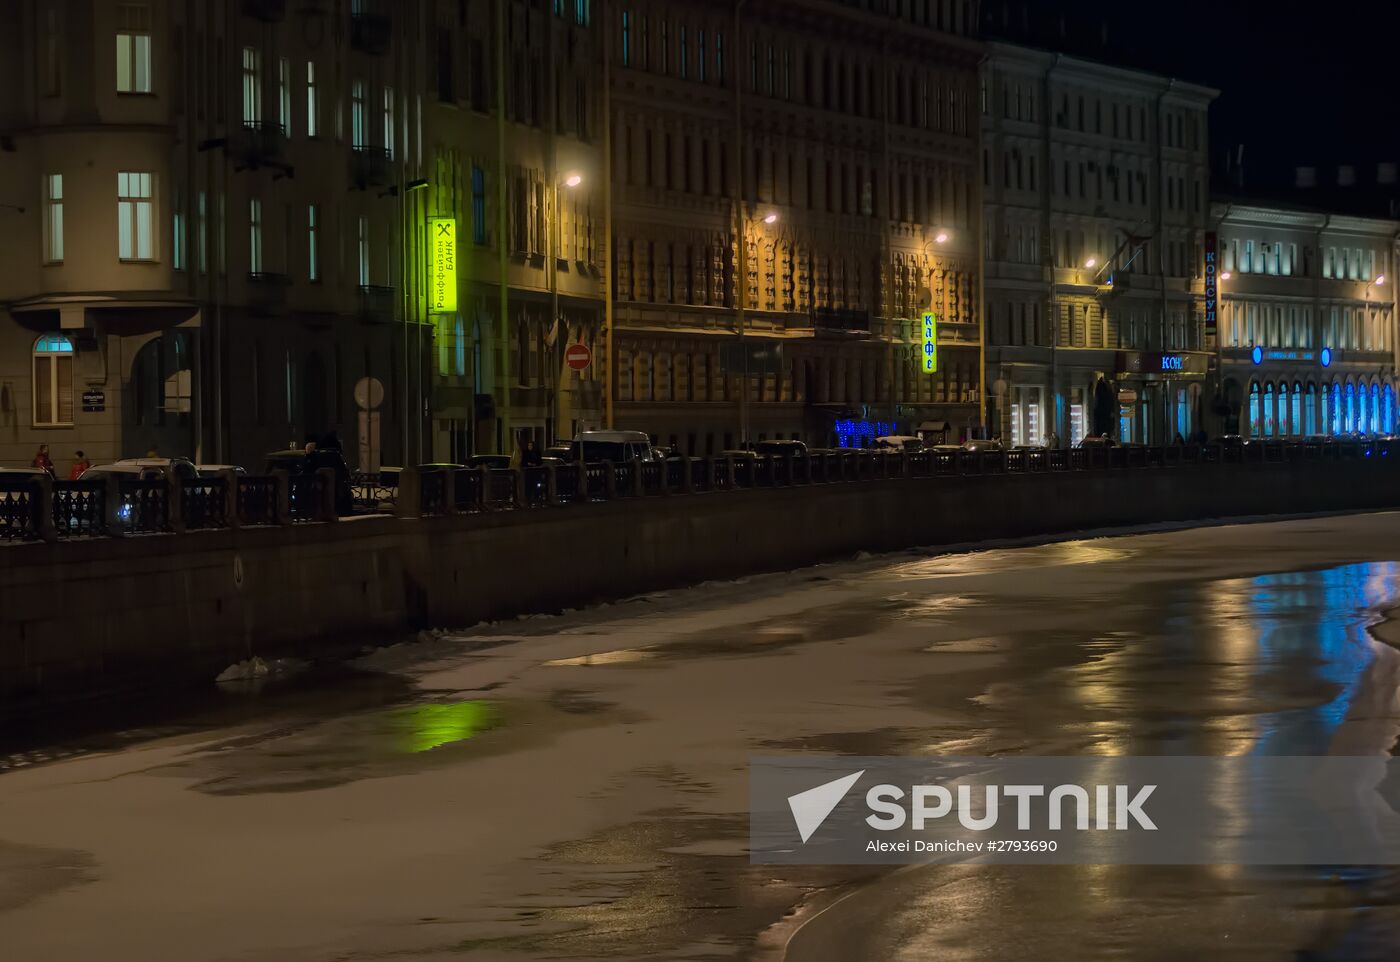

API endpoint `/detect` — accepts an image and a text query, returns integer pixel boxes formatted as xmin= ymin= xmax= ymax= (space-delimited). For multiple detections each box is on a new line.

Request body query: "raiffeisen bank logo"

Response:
xmin=786 ymin=771 xmax=1156 ymax=844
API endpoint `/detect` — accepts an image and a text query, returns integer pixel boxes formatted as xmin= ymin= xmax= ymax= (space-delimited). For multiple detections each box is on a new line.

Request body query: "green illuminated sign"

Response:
xmin=921 ymin=311 xmax=938 ymax=374
xmin=430 ymin=217 xmax=457 ymax=314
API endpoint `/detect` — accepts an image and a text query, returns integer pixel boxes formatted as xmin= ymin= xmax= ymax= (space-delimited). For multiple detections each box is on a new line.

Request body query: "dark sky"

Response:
xmin=982 ymin=0 xmax=1400 ymax=188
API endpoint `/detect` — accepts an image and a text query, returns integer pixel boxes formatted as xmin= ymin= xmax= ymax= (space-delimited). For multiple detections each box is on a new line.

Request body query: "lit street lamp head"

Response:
xmin=1084 ymin=257 xmax=1098 ymax=269
xmin=1377 ymin=274 xmax=1387 ymax=286
xmin=763 ymin=212 xmax=779 ymax=224
xmin=1221 ymin=270 xmax=1232 ymax=280
xmin=563 ymin=173 xmax=583 ymax=188
xmin=934 ymin=231 xmax=949 ymax=244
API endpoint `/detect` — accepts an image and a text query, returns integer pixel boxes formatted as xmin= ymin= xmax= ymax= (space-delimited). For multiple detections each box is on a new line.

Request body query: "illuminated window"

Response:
xmin=306 ymin=61 xmax=319 ymax=137
xmin=351 ymin=80 xmax=366 ymax=147
xmin=116 ymin=3 xmax=152 ymax=94
xmin=307 ymin=204 xmax=320 ymax=281
xmin=33 ymin=334 xmax=74 ymax=427
xmin=382 ymin=86 xmax=395 ymax=159
xmin=277 ymin=57 xmax=291 ymax=132
xmin=240 ymin=47 xmax=263 ymax=126
xmin=248 ymin=199 xmax=262 ymax=273
xmin=357 ymin=215 xmax=369 ymax=286
xmin=43 ymin=174 xmax=63 ymax=263
xmin=117 ymin=171 xmax=155 ymax=261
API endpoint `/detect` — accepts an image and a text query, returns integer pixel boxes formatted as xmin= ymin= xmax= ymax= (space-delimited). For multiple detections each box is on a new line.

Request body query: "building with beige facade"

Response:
xmin=607 ymin=0 xmax=985 ymax=453
xmin=1214 ymin=194 xmax=1399 ymax=437
xmin=981 ymin=43 xmax=1216 ymax=447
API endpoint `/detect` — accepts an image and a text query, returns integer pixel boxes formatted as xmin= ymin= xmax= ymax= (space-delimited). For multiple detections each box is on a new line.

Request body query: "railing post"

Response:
xmin=546 ymin=463 xmax=560 ymax=505
xmin=603 ymin=460 xmax=617 ymax=499
xmin=442 ymin=468 xmax=459 ymax=515
xmin=393 ymin=466 xmax=419 ymax=518
xmin=575 ymin=459 xmax=589 ymax=501
xmin=513 ymin=467 xmax=528 ymax=508
xmin=316 ymin=467 xmax=339 ymax=522
xmin=33 ymin=475 xmax=57 ymax=543
xmin=660 ymin=460 xmax=673 ymax=496
xmin=272 ymin=469 xmax=292 ymax=525
xmin=103 ymin=475 xmax=126 ymax=537
xmin=221 ymin=470 xmax=242 ymax=529
xmin=724 ymin=454 xmax=737 ymax=488
xmin=167 ymin=471 xmax=186 ymax=534
xmin=476 ymin=465 xmax=492 ymax=511
xmin=682 ymin=456 xmax=695 ymax=493
xmin=631 ymin=460 xmax=645 ymax=497
xmin=901 ymin=451 xmax=911 ymax=478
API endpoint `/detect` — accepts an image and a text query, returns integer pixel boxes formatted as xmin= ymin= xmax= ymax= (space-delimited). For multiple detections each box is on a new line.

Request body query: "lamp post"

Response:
xmin=734 ymin=206 xmax=778 ymax=446
xmin=550 ymin=173 xmax=583 ymax=441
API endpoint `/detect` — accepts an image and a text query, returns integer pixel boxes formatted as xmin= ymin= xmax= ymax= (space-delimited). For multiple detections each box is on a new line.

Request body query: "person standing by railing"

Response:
xmin=31 ymin=444 xmax=54 ymax=477
xmin=69 ymin=451 xmax=91 ymax=480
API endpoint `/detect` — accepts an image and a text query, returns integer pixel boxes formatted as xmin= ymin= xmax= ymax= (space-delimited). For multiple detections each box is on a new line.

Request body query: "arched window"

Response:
xmin=1371 ymin=382 xmax=1381 ymax=434
xmin=1249 ymin=381 xmax=1261 ymax=437
xmin=1305 ymin=382 xmax=1318 ymax=435
xmin=1345 ymin=381 xmax=1356 ymax=433
xmin=1331 ymin=382 xmax=1343 ymax=435
xmin=1262 ymin=382 xmax=1275 ymax=437
xmin=33 ymin=333 xmax=74 ymax=427
xmin=1385 ymin=384 xmax=1396 ymax=435
xmin=1290 ymin=382 xmax=1302 ymax=437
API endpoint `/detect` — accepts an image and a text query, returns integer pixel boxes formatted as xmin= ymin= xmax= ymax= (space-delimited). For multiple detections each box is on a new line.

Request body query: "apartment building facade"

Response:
xmin=608 ymin=0 xmax=985 ymax=453
xmin=416 ymin=0 xmax=605 ymax=461
xmin=0 ymin=0 xmax=432 ymax=473
xmin=1214 ymin=199 xmax=1399 ymax=438
xmin=981 ymin=43 xmax=1217 ymax=447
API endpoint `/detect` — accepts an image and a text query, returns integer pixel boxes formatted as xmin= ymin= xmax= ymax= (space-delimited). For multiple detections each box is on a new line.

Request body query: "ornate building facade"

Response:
xmin=608 ymin=0 xmax=984 ymax=453
xmin=981 ymin=43 xmax=1217 ymax=447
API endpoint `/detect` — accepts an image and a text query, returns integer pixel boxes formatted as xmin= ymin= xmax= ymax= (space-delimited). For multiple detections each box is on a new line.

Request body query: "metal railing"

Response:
xmin=1 ymin=439 xmax=1395 ymax=546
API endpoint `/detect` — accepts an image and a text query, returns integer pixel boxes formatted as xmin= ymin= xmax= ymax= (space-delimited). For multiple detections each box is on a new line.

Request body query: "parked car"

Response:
xmin=963 ymin=438 xmax=1005 ymax=453
xmin=1076 ymin=435 xmax=1118 ymax=449
xmin=196 ymin=464 xmax=247 ymax=478
xmin=264 ymin=448 xmax=353 ymax=516
xmin=568 ymin=430 xmax=658 ymax=463
xmin=544 ymin=445 xmax=574 ymax=461
xmin=873 ymin=435 xmax=924 ymax=453
xmin=465 ymin=455 xmax=511 ymax=470
xmin=81 ymin=458 xmax=199 ymax=482
xmin=753 ymin=439 xmax=810 ymax=459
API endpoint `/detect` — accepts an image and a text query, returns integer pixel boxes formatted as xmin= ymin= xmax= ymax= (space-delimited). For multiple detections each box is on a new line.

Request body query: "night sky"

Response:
xmin=983 ymin=0 xmax=1400 ymax=191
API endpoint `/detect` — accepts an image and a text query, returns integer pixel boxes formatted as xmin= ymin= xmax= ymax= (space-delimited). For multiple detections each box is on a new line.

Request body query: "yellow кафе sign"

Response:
xmin=921 ymin=311 xmax=937 ymax=374
xmin=429 ymin=217 xmax=457 ymax=314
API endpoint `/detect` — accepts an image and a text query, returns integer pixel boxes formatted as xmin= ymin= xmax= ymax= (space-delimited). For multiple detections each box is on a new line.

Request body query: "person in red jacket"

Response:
xmin=31 ymin=443 xmax=54 ymax=476
xmin=69 ymin=451 xmax=91 ymax=480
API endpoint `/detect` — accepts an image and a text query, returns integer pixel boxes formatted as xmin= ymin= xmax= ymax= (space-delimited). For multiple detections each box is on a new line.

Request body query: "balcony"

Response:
xmin=810 ymin=308 xmax=872 ymax=335
xmin=349 ymin=146 xmax=392 ymax=190
xmin=241 ymin=0 xmax=286 ymax=21
xmin=357 ymin=284 xmax=396 ymax=323
xmin=246 ymin=272 xmax=291 ymax=314
xmin=230 ymin=122 xmax=288 ymax=172
xmin=350 ymin=3 xmax=392 ymax=55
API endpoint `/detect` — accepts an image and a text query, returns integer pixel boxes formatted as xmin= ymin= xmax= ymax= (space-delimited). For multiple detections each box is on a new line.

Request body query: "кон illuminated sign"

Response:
xmin=921 ymin=311 xmax=938 ymax=374
xmin=429 ymin=217 xmax=457 ymax=314
xmin=1203 ymin=232 xmax=1218 ymax=338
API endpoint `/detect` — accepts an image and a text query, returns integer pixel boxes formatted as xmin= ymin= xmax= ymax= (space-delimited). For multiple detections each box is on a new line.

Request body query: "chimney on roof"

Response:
xmin=1378 ymin=163 xmax=1398 ymax=186
xmin=1338 ymin=165 xmax=1357 ymax=187
xmin=1296 ymin=166 xmax=1317 ymax=188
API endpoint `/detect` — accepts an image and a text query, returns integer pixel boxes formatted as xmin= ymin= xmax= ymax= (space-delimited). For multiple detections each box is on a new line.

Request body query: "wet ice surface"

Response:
xmin=4 ymin=516 xmax=1400 ymax=961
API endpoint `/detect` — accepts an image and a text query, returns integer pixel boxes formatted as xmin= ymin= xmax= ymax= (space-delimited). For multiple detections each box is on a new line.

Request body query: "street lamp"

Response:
xmin=934 ymin=231 xmax=949 ymax=244
xmin=735 ymin=208 xmax=782 ymax=445
xmin=1221 ymin=270 xmax=1232 ymax=280
xmin=551 ymin=173 xmax=583 ymax=441
xmin=763 ymin=212 xmax=778 ymax=225
xmin=1084 ymin=257 xmax=1098 ymax=270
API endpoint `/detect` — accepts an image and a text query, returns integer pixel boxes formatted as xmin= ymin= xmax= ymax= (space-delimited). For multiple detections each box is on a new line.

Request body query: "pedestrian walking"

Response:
xmin=31 ymin=443 xmax=54 ymax=476
xmin=69 ymin=451 xmax=91 ymax=480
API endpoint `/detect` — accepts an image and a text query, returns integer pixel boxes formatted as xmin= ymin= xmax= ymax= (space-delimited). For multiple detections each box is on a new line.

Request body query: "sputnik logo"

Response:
xmin=787 ymin=771 xmax=864 ymax=843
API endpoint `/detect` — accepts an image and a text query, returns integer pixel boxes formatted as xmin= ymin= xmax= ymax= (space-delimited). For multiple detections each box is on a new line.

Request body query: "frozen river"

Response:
xmin=4 ymin=513 xmax=1400 ymax=961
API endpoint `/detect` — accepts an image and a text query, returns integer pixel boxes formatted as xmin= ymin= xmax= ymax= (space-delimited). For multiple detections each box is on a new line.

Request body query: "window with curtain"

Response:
xmin=116 ymin=3 xmax=152 ymax=93
xmin=33 ymin=334 xmax=74 ymax=427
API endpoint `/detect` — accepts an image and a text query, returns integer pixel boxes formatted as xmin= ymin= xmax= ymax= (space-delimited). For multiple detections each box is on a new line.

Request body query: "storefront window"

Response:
xmin=1249 ymin=382 xmax=1261 ymax=437
xmin=1263 ymin=384 xmax=1275 ymax=437
xmin=1069 ymin=403 xmax=1084 ymax=447
xmin=1289 ymin=383 xmax=1301 ymax=438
